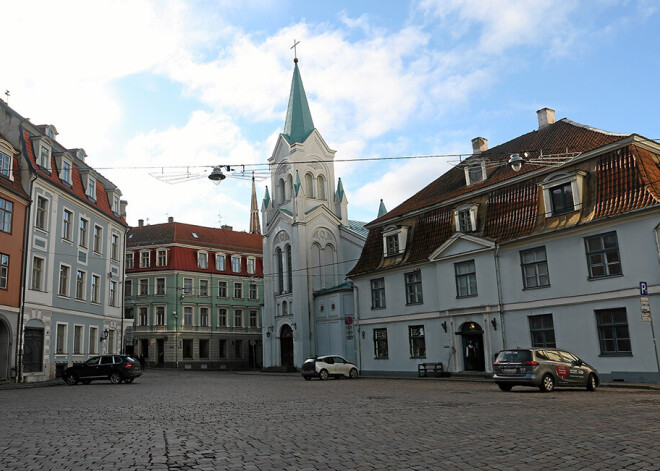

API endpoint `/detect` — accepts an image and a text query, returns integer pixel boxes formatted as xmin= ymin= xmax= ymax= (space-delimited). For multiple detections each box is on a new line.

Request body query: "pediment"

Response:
xmin=429 ymin=233 xmax=495 ymax=261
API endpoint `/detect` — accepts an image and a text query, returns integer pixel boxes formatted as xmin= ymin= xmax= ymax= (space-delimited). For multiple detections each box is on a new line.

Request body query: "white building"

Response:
xmin=261 ymin=59 xmax=367 ymax=369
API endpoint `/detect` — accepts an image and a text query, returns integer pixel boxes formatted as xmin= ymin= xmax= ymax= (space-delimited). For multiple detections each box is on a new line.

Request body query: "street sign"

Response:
xmin=642 ymin=313 xmax=652 ymax=322
xmin=640 ymin=281 xmax=648 ymax=296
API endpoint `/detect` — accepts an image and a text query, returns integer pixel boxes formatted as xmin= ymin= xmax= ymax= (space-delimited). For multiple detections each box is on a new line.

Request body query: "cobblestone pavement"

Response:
xmin=1 ymin=370 xmax=659 ymax=470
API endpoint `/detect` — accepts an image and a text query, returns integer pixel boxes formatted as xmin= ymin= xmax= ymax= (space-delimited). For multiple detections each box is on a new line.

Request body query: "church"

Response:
xmin=261 ymin=57 xmax=368 ymax=369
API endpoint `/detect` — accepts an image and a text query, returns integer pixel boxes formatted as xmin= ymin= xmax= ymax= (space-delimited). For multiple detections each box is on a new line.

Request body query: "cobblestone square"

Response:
xmin=1 ymin=370 xmax=659 ymax=470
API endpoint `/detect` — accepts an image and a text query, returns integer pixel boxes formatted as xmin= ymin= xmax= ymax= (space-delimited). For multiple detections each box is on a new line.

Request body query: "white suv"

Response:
xmin=301 ymin=355 xmax=359 ymax=380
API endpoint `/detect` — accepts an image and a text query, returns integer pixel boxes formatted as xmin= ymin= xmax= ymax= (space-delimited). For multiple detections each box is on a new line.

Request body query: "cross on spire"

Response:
xmin=291 ymin=39 xmax=300 ymax=62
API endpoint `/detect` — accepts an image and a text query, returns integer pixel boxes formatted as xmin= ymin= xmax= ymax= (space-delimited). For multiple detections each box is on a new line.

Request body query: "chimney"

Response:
xmin=168 ymin=216 xmax=174 ymax=223
xmin=221 ymin=225 xmax=233 ymax=231
xmin=471 ymin=137 xmax=488 ymax=154
xmin=537 ymin=108 xmax=555 ymax=129
xmin=138 ymin=219 xmax=144 ymax=227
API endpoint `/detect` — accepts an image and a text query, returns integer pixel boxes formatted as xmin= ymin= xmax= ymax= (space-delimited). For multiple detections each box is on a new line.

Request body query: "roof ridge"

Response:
xmin=560 ymin=118 xmax=630 ymax=137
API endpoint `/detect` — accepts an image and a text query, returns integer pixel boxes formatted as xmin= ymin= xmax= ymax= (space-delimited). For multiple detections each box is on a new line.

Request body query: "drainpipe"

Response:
xmin=494 ymin=243 xmax=507 ymax=349
xmin=350 ymin=280 xmax=361 ymax=371
xmin=119 ymin=226 xmax=128 ymax=354
xmin=17 ymin=173 xmax=38 ymax=383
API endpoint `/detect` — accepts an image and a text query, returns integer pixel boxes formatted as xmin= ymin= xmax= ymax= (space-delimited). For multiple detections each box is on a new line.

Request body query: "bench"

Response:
xmin=418 ymin=362 xmax=444 ymax=377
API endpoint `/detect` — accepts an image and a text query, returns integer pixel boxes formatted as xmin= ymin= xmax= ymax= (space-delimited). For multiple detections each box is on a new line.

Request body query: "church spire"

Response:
xmin=249 ymin=175 xmax=261 ymax=234
xmin=282 ymin=59 xmax=315 ymax=145
xmin=378 ymin=199 xmax=388 ymax=218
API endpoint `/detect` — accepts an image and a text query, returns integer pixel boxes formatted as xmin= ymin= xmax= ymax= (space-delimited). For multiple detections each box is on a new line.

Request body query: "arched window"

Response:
xmin=305 ymin=173 xmax=314 ymax=198
xmin=311 ymin=243 xmax=322 ymax=291
xmin=317 ymin=175 xmax=326 ymax=200
xmin=278 ymin=179 xmax=285 ymax=204
xmin=282 ymin=300 xmax=288 ymax=316
xmin=286 ymin=245 xmax=293 ymax=293
xmin=276 ymin=248 xmax=284 ymax=294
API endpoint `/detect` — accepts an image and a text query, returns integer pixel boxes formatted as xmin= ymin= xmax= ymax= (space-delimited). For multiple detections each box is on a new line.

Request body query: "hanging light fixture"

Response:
xmin=208 ymin=166 xmax=227 ymax=184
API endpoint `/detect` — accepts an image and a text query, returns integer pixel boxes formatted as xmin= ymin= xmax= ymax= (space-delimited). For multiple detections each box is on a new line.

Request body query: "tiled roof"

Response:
xmin=0 ymin=133 xmax=29 ymax=200
xmin=346 ymin=220 xmax=369 ymax=238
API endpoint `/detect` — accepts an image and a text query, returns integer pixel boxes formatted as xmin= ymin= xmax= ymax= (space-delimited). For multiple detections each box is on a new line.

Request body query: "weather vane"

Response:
xmin=291 ymin=39 xmax=300 ymax=61
xmin=4 ymin=90 xmax=9 ymax=103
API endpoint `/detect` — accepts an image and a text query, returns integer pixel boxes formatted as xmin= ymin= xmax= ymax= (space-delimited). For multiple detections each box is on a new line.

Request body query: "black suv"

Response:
xmin=63 ymin=355 xmax=142 ymax=385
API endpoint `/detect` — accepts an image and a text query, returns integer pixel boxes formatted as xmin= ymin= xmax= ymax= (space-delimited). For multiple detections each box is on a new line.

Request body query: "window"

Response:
xmin=199 ymin=339 xmax=209 ymax=359
xmin=277 ymin=248 xmax=284 ymax=293
xmin=385 ymin=234 xmax=399 ymax=256
xmin=235 ymin=339 xmax=243 ymax=359
xmin=317 ymin=175 xmax=326 ymax=200
xmin=219 ymin=339 xmax=227 ymax=358
xmin=198 ymin=252 xmax=208 ymax=269
xmin=139 ymin=307 xmax=148 ymax=326
xmin=111 ymin=234 xmax=119 ymax=261
xmin=249 ymin=310 xmax=258 ymax=328
xmin=231 ymin=255 xmax=241 ymax=273
xmin=61 ymin=160 xmax=72 ymax=184
xmin=200 ymin=307 xmax=209 ymax=327
xmin=404 ymin=271 xmax=423 ymax=304
xmin=409 ymin=325 xmax=426 ymax=358
xmin=218 ymin=281 xmax=227 ymax=298
xmin=31 ymin=257 xmax=44 ymax=291
xmin=140 ymin=251 xmax=150 ymax=268
xmin=109 ymin=281 xmax=117 ymax=306
xmin=79 ymin=218 xmax=88 ymax=248
xmin=125 ymin=253 xmax=134 ymax=269
xmin=218 ymin=308 xmax=228 ymax=327
xmin=0 ymin=254 xmax=8 ymax=289
xmin=113 ymin=195 xmax=120 ymax=214
xmin=305 ymin=173 xmax=314 ymax=197
xmin=157 ymin=249 xmax=167 ymax=267
xmin=249 ymin=283 xmax=258 ymax=300
xmin=183 ymin=278 xmax=193 ymax=296
xmin=89 ymin=327 xmax=98 ymax=355
xmin=199 ymin=279 xmax=209 ymax=297
xmin=36 ymin=196 xmax=48 ymax=230
xmin=234 ymin=282 xmax=243 ymax=299
xmin=183 ymin=306 xmax=193 ymax=326
xmin=585 ymin=232 xmax=622 ymax=278
xmin=62 ymin=209 xmax=73 ymax=240
xmin=86 ymin=177 xmax=96 ymax=200
xmin=453 ymin=204 xmax=478 ymax=233
xmin=247 ymin=257 xmax=256 ymax=274
xmin=371 ymin=278 xmax=386 ymax=309
xmin=520 ymin=247 xmax=550 ymax=289
xmin=286 ymin=246 xmax=293 ymax=292
xmin=124 ymin=279 xmax=132 ymax=297
xmin=596 ymin=308 xmax=631 ymax=355
xmin=56 ymin=324 xmax=67 ymax=354
xmin=0 ymin=151 xmax=10 ymax=178
xmin=234 ymin=309 xmax=243 ymax=328
xmin=58 ymin=265 xmax=70 ymax=297
xmin=182 ymin=339 xmax=193 ymax=359
xmin=468 ymin=164 xmax=483 ymax=184
xmin=540 ymin=171 xmax=586 ymax=217
xmin=455 ymin=260 xmax=477 ymax=297
xmin=156 ymin=277 xmax=165 ymax=295
xmin=93 ymin=226 xmax=102 ymax=253
xmin=156 ymin=306 xmax=165 ymax=325
xmin=91 ymin=275 xmax=100 ymax=303
xmin=139 ymin=279 xmax=148 ymax=296
xmin=373 ymin=328 xmax=388 ymax=359
xmin=550 ymin=183 xmax=574 ymax=215
xmin=38 ymin=145 xmax=51 ymax=169
xmin=215 ymin=253 xmax=225 ymax=271
xmin=75 ymin=270 xmax=86 ymax=300
xmin=529 ymin=314 xmax=556 ymax=347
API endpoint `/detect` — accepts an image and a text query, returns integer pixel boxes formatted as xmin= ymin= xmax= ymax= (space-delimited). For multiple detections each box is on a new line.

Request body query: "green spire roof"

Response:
xmin=263 ymin=186 xmax=270 ymax=208
xmin=336 ymin=178 xmax=345 ymax=202
xmin=294 ymin=170 xmax=301 ymax=196
xmin=283 ymin=61 xmax=315 ymax=145
xmin=378 ymin=199 xmax=387 ymax=218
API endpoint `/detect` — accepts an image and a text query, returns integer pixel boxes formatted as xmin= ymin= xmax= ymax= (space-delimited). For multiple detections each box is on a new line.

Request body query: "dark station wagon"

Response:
xmin=63 ymin=355 xmax=142 ymax=385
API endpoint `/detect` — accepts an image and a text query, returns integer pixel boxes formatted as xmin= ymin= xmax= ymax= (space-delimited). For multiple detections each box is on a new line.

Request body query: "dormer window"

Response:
xmin=215 ymin=253 xmax=226 ymax=271
xmin=113 ymin=195 xmax=120 ymax=213
xmin=539 ymin=171 xmax=586 ymax=217
xmin=54 ymin=152 xmax=74 ymax=185
xmin=382 ymin=225 xmax=408 ymax=257
xmin=197 ymin=251 xmax=208 ymax=269
xmin=0 ymin=151 xmax=11 ymax=180
xmin=454 ymin=204 xmax=479 ymax=233
xmin=61 ymin=160 xmax=72 ymax=183
xmin=39 ymin=145 xmax=51 ymax=170
xmin=464 ymin=160 xmax=487 ymax=186
xmin=86 ymin=178 xmax=96 ymax=200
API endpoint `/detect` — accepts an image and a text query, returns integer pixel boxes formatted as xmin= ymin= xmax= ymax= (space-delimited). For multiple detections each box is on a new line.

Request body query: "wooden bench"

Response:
xmin=418 ymin=362 xmax=444 ymax=377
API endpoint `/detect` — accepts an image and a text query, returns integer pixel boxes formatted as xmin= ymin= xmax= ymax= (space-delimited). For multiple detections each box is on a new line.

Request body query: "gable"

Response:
xmin=429 ymin=233 xmax=495 ymax=261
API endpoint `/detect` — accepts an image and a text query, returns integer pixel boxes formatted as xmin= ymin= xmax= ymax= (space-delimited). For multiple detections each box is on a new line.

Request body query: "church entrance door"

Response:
xmin=280 ymin=325 xmax=294 ymax=367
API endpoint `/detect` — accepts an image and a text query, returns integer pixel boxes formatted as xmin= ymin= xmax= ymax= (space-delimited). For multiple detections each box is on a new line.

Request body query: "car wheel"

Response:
xmin=587 ymin=374 xmax=597 ymax=391
xmin=539 ymin=374 xmax=555 ymax=392
xmin=110 ymin=372 xmax=123 ymax=384
xmin=81 ymin=380 xmax=91 ymax=385
xmin=497 ymin=383 xmax=512 ymax=392
xmin=319 ymin=369 xmax=329 ymax=380
xmin=349 ymin=368 xmax=358 ymax=379
xmin=65 ymin=373 xmax=79 ymax=386
xmin=124 ymin=378 xmax=135 ymax=384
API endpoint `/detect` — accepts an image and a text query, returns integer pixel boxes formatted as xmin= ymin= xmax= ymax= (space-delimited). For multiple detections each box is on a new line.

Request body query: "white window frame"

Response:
xmin=199 ymin=279 xmax=209 ymax=297
xmin=75 ymin=269 xmax=86 ymax=300
xmin=79 ymin=217 xmax=89 ymax=248
xmin=139 ymin=306 xmax=149 ymax=326
xmin=197 ymin=251 xmax=208 ymax=269
xmin=140 ymin=251 xmax=150 ymax=268
xmin=247 ymin=257 xmax=256 ymax=275
xmin=32 ymin=256 xmax=44 ymax=291
xmin=35 ymin=196 xmax=49 ymax=231
xmin=125 ymin=252 xmax=134 ymax=269
xmin=155 ymin=305 xmax=166 ymax=325
xmin=231 ymin=255 xmax=241 ymax=273
xmin=156 ymin=249 xmax=167 ymax=267
xmin=0 ymin=146 xmax=14 ymax=180
xmin=55 ymin=323 xmax=67 ymax=354
xmin=109 ymin=280 xmax=118 ymax=307
xmin=86 ymin=177 xmax=96 ymax=200
xmin=89 ymin=327 xmax=98 ymax=354
xmin=218 ymin=307 xmax=228 ymax=327
xmin=38 ymin=143 xmax=52 ymax=171
xmin=215 ymin=253 xmax=226 ymax=271
xmin=58 ymin=263 xmax=71 ymax=297
xmin=91 ymin=274 xmax=100 ymax=304
xmin=382 ymin=225 xmax=408 ymax=257
xmin=138 ymin=278 xmax=149 ymax=296
xmin=62 ymin=208 xmax=73 ymax=241
xmin=453 ymin=204 xmax=479 ymax=233
xmin=464 ymin=160 xmax=487 ymax=186
xmin=155 ymin=277 xmax=166 ymax=296
xmin=234 ymin=309 xmax=243 ymax=328
xmin=93 ymin=225 xmax=103 ymax=253
xmin=183 ymin=278 xmax=193 ymax=295
xmin=539 ymin=171 xmax=586 ymax=217
xmin=73 ymin=324 xmax=84 ymax=355
xmin=111 ymin=233 xmax=119 ymax=261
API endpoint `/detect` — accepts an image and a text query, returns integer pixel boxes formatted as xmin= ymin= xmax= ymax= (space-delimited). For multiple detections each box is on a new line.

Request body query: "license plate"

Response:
xmin=502 ymin=368 xmax=518 ymax=374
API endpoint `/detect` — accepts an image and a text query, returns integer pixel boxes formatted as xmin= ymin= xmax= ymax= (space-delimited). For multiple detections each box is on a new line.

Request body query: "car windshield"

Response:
xmin=496 ymin=350 xmax=532 ymax=363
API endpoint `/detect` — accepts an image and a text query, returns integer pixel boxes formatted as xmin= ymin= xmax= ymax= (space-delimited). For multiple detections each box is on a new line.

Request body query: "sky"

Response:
xmin=3 ymin=0 xmax=659 ymax=232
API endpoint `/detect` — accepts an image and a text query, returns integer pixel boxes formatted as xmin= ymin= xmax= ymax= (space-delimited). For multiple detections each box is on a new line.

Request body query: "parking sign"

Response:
xmin=640 ymin=282 xmax=648 ymax=296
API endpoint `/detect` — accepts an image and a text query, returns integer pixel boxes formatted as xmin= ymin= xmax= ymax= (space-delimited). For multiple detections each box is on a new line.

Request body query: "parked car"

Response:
xmin=492 ymin=348 xmax=599 ymax=392
xmin=63 ymin=355 xmax=142 ymax=385
xmin=301 ymin=355 xmax=359 ymax=380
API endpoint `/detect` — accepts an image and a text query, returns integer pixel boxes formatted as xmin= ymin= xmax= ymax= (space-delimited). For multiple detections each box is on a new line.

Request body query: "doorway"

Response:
xmin=157 ymin=339 xmax=164 ymax=366
xmin=0 ymin=320 xmax=9 ymax=380
xmin=280 ymin=324 xmax=294 ymax=367
xmin=460 ymin=322 xmax=485 ymax=372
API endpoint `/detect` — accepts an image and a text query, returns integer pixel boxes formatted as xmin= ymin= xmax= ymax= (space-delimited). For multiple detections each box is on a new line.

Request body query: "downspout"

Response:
xmin=494 ymin=242 xmax=507 ymax=349
xmin=17 ymin=173 xmax=38 ymax=383
xmin=351 ymin=280 xmax=361 ymax=371
xmin=119 ymin=226 xmax=129 ymax=354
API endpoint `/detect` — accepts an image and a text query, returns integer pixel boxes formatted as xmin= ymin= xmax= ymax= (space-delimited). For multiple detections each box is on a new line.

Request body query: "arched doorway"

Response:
xmin=459 ymin=322 xmax=485 ymax=372
xmin=279 ymin=324 xmax=294 ymax=367
xmin=0 ymin=319 xmax=10 ymax=381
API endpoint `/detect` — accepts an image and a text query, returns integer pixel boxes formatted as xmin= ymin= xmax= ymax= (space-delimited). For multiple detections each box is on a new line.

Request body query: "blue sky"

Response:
xmin=4 ymin=1 xmax=659 ymax=231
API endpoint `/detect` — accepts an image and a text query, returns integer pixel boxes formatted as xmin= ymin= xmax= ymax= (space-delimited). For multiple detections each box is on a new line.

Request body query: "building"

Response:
xmin=261 ymin=58 xmax=367 ymax=369
xmin=126 ymin=218 xmax=263 ymax=369
xmin=349 ymin=108 xmax=660 ymax=383
xmin=0 ymin=99 xmax=129 ymax=383
xmin=0 ymin=130 xmax=30 ymax=382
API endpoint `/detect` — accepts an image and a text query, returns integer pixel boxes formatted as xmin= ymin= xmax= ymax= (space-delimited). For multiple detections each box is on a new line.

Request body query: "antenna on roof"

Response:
xmin=4 ymin=90 xmax=9 ymax=104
